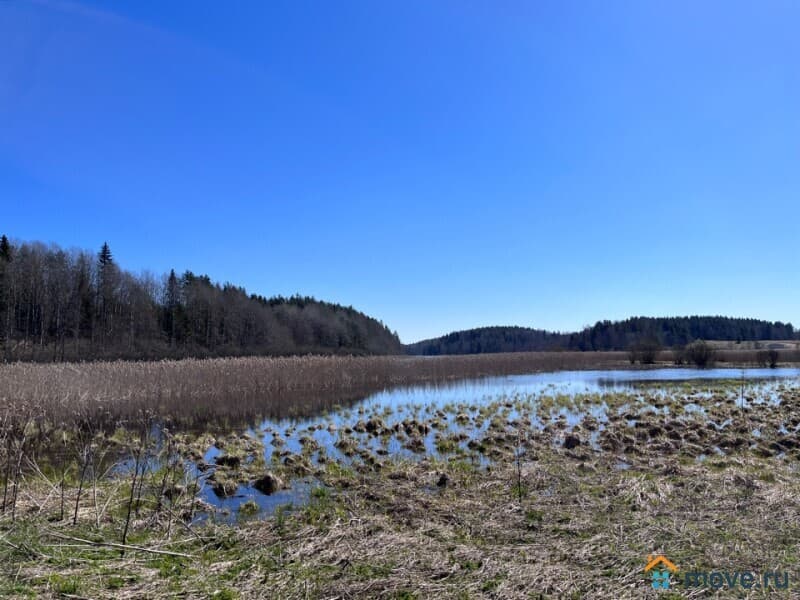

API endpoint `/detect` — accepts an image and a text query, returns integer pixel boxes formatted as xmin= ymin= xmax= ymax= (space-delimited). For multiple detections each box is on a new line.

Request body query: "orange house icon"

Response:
xmin=645 ymin=554 xmax=679 ymax=573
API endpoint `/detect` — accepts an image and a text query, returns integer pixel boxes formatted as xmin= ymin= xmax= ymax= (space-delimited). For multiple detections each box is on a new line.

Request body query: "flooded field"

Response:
xmin=5 ymin=365 xmax=800 ymax=598
xmin=186 ymin=368 xmax=800 ymax=520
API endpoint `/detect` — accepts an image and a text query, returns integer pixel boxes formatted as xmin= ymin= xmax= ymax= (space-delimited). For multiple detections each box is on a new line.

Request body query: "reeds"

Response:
xmin=0 ymin=352 xmax=627 ymax=529
xmin=0 ymin=352 xmax=630 ymax=428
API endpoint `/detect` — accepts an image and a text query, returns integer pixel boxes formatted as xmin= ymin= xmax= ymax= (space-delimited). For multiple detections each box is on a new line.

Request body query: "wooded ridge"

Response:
xmin=0 ymin=235 xmax=401 ymax=361
xmin=1 ymin=234 xmax=794 ymax=362
xmin=405 ymin=318 xmax=796 ymax=355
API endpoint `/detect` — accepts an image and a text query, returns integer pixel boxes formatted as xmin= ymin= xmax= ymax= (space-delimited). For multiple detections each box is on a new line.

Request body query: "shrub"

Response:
xmin=685 ymin=340 xmax=715 ymax=368
xmin=755 ymin=349 xmax=779 ymax=368
xmin=768 ymin=349 xmax=779 ymax=368
xmin=672 ymin=345 xmax=685 ymax=365
xmin=627 ymin=337 xmax=662 ymax=365
xmin=627 ymin=348 xmax=637 ymax=365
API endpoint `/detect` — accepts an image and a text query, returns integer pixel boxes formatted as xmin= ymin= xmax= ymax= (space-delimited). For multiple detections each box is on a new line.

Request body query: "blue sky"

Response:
xmin=1 ymin=0 xmax=799 ymax=343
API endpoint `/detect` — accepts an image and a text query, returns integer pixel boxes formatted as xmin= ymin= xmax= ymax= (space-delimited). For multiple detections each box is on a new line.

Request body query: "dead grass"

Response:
xmin=3 ymin=362 xmax=800 ymax=598
xmin=239 ymin=449 xmax=799 ymax=599
xmin=4 ymin=439 xmax=798 ymax=598
xmin=0 ymin=352 xmax=630 ymax=426
xmin=0 ymin=351 xmax=795 ymax=427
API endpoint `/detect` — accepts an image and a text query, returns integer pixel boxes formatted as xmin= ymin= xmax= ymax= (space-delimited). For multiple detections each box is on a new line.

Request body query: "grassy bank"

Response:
xmin=2 ymin=444 xmax=797 ymax=598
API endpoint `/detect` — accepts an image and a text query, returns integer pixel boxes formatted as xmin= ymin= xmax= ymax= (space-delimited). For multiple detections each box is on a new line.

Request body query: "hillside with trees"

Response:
xmin=3 ymin=234 xmax=794 ymax=363
xmin=407 ymin=316 xmax=796 ymax=355
xmin=405 ymin=326 xmax=562 ymax=355
xmin=0 ymin=236 xmax=401 ymax=361
xmin=566 ymin=316 xmax=795 ymax=351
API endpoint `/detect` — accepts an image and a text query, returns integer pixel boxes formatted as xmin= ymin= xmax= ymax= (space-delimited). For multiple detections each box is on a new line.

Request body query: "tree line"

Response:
xmin=566 ymin=316 xmax=795 ymax=351
xmin=0 ymin=235 xmax=402 ymax=362
xmin=405 ymin=326 xmax=563 ymax=355
xmin=406 ymin=316 xmax=796 ymax=356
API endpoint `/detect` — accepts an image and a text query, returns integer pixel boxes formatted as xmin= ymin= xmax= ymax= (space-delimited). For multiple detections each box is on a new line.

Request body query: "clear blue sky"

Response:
xmin=2 ymin=0 xmax=798 ymax=343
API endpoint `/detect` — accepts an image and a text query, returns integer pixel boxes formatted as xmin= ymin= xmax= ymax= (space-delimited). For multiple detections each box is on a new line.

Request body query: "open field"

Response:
xmin=2 ymin=369 xmax=800 ymax=598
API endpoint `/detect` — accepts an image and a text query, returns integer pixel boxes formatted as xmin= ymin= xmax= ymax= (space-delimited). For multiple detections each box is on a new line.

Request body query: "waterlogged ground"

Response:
xmin=6 ymin=367 xmax=800 ymax=599
xmin=180 ymin=368 xmax=800 ymax=521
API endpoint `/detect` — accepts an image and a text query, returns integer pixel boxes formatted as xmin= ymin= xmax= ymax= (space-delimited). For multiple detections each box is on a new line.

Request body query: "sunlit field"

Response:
xmin=1 ymin=354 xmax=799 ymax=597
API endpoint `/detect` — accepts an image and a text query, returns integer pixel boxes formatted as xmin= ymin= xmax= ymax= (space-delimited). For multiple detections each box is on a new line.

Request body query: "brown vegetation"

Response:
xmin=1 ymin=350 xmax=797 ymax=430
xmin=0 ymin=352 xmax=631 ymax=427
xmin=4 ymin=376 xmax=800 ymax=597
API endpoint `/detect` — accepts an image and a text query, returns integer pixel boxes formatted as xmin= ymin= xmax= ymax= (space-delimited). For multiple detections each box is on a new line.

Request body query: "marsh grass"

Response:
xmin=2 ymin=356 xmax=800 ymax=597
xmin=0 ymin=352 xmax=632 ymax=428
xmin=8 ymin=442 xmax=795 ymax=599
xmin=0 ymin=352 xmax=632 ymax=534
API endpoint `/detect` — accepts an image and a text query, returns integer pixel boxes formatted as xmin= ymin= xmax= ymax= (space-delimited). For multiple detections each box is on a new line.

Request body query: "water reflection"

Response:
xmin=196 ymin=367 xmax=800 ymax=521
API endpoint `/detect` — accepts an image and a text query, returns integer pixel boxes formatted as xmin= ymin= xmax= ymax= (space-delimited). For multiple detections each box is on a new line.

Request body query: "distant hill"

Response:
xmin=0 ymin=235 xmax=402 ymax=361
xmin=406 ymin=326 xmax=561 ymax=355
xmin=406 ymin=316 xmax=796 ymax=355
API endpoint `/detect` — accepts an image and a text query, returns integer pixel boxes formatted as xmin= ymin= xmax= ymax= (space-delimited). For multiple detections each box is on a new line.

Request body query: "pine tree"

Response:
xmin=165 ymin=269 xmax=180 ymax=348
xmin=0 ymin=235 xmax=11 ymax=262
xmin=96 ymin=242 xmax=116 ymax=347
xmin=98 ymin=242 xmax=113 ymax=268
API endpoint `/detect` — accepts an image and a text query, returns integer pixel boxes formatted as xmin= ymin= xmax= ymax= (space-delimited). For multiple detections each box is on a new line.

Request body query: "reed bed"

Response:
xmin=0 ymin=352 xmax=629 ymax=534
xmin=0 ymin=352 xmax=631 ymax=427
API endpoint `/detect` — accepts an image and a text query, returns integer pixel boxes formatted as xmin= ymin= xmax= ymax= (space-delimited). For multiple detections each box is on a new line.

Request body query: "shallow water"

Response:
xmin=195 ymin=367 xmax=800 ymax=521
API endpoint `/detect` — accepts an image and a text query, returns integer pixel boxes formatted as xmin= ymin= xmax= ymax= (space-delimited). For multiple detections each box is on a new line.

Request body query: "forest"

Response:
xmin=0 ymin=235 xmax=402 ymax=361
xmin=2 ymin=234 xmax=795 ymax=363
xmin=406 ymin=317 xmax=797 ymax=355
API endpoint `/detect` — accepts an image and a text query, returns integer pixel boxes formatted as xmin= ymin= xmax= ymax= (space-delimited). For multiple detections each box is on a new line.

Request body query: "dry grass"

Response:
xmin=3 ymin=378 xmax=800 ymax=597
xmin=4 ymin=444 xmax=797 ymax=598
xmin=2 ymin=356 xmax=799 ymax=598
xmin=676 ymin=347 xmax=800 ymax=366
xmin=0 ymin=352 xmax=630 ymax=426
xmin=1 ymin=350 xmax=795 ymax=427
xmin=245 ymin=451 xmax=799 ymax=599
